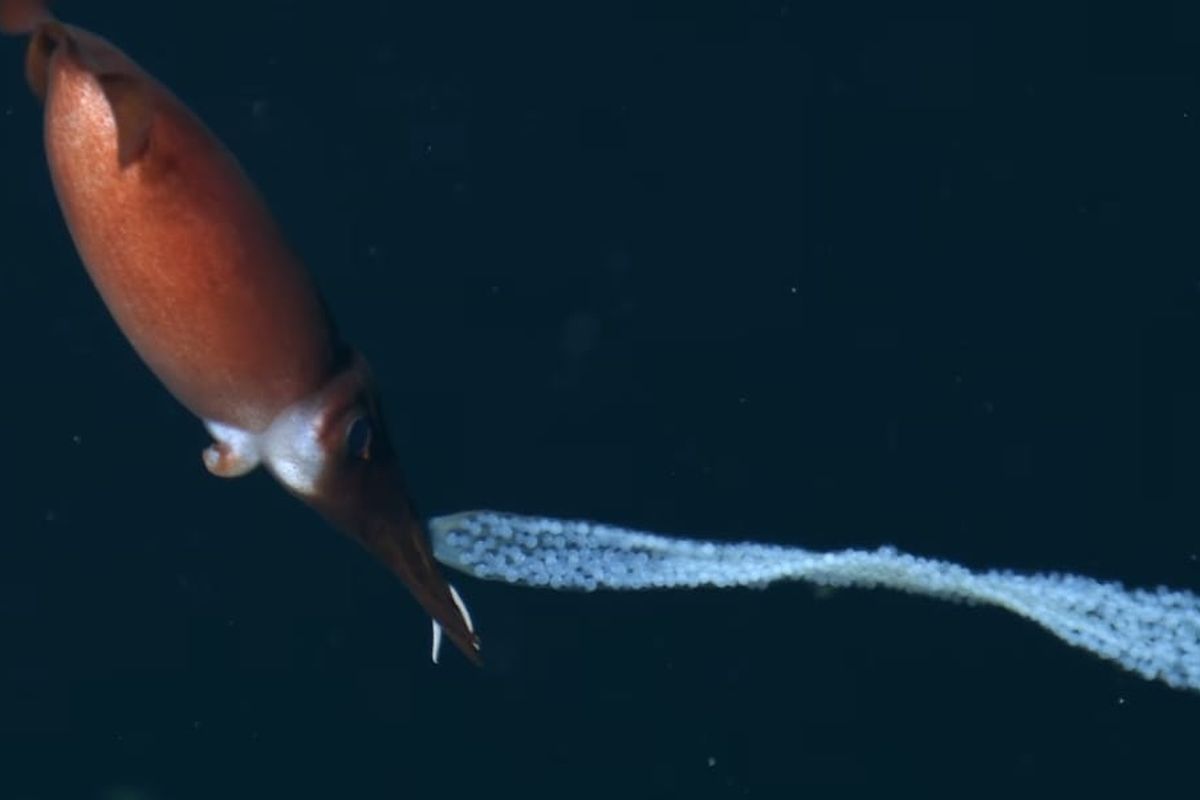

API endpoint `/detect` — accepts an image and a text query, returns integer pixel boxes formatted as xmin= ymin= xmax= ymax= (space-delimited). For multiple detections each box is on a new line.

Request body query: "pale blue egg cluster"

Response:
xmin=430 ymin=510 xmax=1200 ymax=692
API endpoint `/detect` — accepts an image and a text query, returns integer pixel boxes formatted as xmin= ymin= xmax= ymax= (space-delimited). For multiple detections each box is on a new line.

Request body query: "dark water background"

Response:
xmin=1 ymin=1 xmax=1198 ymax=797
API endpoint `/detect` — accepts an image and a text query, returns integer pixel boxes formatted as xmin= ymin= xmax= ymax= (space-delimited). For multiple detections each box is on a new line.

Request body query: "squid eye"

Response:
xmin=345 ymin=415 xmax=373 ymax=460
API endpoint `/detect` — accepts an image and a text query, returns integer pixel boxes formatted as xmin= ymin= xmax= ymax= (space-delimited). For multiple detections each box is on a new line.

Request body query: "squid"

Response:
xmin=0 ymin=0 xmax=480 ymax=663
